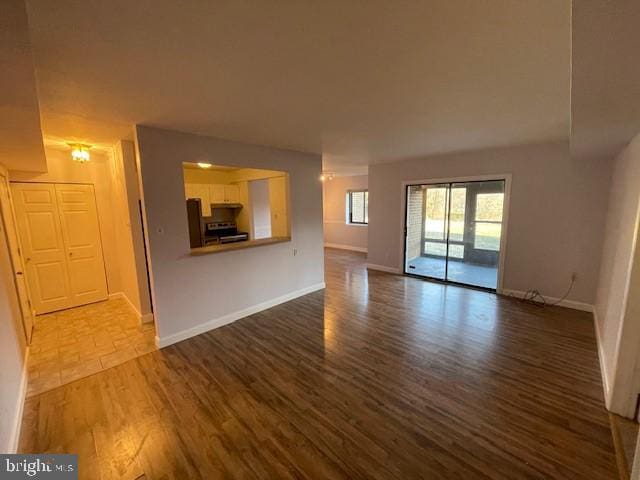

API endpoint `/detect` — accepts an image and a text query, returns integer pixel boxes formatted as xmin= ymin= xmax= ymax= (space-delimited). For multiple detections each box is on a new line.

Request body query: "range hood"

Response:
xmin=211 ymin=203 xmax=243 ymax=209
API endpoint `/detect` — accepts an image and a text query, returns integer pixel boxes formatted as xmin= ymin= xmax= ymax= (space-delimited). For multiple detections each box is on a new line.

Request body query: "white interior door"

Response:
xmin=55 ymin=184 xmax=108 ymax=307
xmin=11 ymin=183 xmax=73 ymax=314
xmin=0 ymin=173 xmax=34 ymax=342
xmin=11 ymin=182 xmax=108 ymax=314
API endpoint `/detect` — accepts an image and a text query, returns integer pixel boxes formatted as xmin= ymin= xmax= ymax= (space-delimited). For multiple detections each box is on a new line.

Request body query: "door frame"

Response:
xmin=399 ymin=174 xmax=512 ymax=292
xmin=0 ymin=166 xmax=34 ymax=343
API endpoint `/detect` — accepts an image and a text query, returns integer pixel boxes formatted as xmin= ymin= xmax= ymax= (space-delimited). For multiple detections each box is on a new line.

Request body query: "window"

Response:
xmin=473 ymin=193 xmax=504 ymax=251
xmin=348 ymin=190 xmax=368 ymax=224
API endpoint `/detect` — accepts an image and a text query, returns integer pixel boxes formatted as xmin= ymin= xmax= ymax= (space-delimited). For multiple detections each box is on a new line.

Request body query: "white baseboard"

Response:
xmin=109 ymin=291 xmax=154 ymax=325
xmin=592 ymin=308 xmax=611 ymax=408
xmin=498 ymin=288 xmax=593 ymax=312
xmin=8 ymin=347 xmax=29 ymax=453
xmin=155 ymin=282 xmax=326 ymax=349
xmin=366 ymin=263 xmax=402 ymax=274
xmin=324 ymin=243 xmax=368 ymax=253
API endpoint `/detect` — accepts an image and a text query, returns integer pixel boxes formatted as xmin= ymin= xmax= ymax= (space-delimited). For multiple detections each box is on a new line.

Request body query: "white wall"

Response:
xmin=367 ymin=141 xmax=611 ymax=305
xmin=594 ymin=132 xmax=640 ymax=416
xmin=0 ymin=165 xmax=27 ymax=453
xmin=134 ymin=126 xmax=324 ymax=347
xmin=323 ymin=175 xmax=368 ymax=252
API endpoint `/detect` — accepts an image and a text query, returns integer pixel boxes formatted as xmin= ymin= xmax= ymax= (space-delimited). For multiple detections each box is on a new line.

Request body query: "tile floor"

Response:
xmin=406 ymin=256 xmax=498 ymax=289
xmin=27 ymin=297 xmax=156 ymax=397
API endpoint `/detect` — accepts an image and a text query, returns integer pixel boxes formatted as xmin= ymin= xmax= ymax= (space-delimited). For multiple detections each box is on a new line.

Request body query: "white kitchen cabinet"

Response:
xmin=210 ymin=184 xmax=226 ymax=203
xmin=224 ymin=184 xmax=240 ymax=203
xmin=210 ymin=184 xmax=240 ymax=203
xmin=185 ymin=183 xmax=241 ymax=213
xmin=184 ymin=183 xmax=211 ymax=216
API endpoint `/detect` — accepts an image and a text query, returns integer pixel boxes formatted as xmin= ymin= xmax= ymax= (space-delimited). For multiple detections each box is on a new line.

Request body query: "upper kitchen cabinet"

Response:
xmin=223 ymin=185 xmax=240 ymax=203
xmin=210 ymin=184 xmax=225 ymax=203
xmin=209 ymin=184 xmax=239 ymax=204
xmin=185 ymin=183 xmax=241 ymax=215
xmin=184 ymin=183 xmax=212 ymax=216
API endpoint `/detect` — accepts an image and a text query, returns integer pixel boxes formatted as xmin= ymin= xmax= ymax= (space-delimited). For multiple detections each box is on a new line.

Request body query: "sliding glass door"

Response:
xmin=404 ymin=179 xmax=505 ymax=290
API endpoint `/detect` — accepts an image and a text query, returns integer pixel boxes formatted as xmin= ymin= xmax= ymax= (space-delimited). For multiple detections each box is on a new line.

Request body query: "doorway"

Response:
xmin=403 ymin=179 xmax=507 ymax=290
xmin=0 ymin=170 xmax=34 ymax=343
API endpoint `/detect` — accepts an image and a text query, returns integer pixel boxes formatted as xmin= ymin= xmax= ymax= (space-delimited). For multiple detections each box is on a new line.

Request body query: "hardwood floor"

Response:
xmin=19 ymin=248 xmax=618 ymax=479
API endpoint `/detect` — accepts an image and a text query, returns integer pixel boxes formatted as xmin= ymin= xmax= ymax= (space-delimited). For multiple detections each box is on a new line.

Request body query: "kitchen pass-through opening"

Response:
xmin=403 ymin=179 xmax=506 ymax=291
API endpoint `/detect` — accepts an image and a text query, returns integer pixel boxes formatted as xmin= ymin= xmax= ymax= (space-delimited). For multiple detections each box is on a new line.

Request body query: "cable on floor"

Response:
xmin=521 ymin=276 xmax=575 ymax=308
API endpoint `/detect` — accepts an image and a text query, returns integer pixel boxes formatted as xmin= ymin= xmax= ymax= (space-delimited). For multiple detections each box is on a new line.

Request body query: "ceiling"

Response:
xmin=24 ymin=0 xmax=571 ymax=175
xmin=571 ymin=0 xmax=640 ymax=161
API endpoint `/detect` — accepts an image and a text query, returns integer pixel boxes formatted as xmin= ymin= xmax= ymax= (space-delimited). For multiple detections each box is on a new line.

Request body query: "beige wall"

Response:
xmin=183 ymin=168 xmax=233 ymax=184
xmin=0 ymin=165 xmax=27 ymax=452
xmin=594 ymin=132 xmax=640 ymax=416
xmin=111 ymin=141 xmax=153 ymax=320
xmin=323 ymin=175 xmax=368 ymax=252
xmin=269 ymin=176 xmax=290 ymax=238
xmin=135 ymin=126 xmax=324 ymax=346
xmin=367 ymin=141 xmax=611 ymax=305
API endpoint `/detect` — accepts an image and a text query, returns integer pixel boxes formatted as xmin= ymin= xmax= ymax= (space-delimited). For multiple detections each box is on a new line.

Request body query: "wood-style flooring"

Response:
xmin=19 ymin=248 xmax=618 ymax=479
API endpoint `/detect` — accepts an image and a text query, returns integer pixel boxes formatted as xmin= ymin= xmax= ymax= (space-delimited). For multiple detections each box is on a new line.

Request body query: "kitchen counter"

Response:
xmin=190 ymin=236 xmax=291 ymax=255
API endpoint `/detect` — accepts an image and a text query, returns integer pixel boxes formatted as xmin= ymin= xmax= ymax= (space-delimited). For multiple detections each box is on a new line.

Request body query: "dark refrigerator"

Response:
xmin=186 ymin=198 xmax=204 ymax=248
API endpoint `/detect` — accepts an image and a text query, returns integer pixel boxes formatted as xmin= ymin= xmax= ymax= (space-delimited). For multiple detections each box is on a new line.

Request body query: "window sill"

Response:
xmin=190 ymin=236 xmax=291 ymax=256
xmin=346 ymin=222 xmax=368 ymax=227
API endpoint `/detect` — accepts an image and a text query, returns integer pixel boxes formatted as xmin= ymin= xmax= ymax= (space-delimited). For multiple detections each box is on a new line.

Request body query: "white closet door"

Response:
xmin=11 ymin=183 xmax=73 ymax=314
xmin=55 ymin=184 xmax=108 ymax=307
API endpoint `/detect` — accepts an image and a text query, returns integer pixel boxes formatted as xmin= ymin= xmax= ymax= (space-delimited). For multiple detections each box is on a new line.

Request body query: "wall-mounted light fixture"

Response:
xmin=197 ymin=162 xmax=213 ymax=169
xmin=320 ymin=172 xmax=335 ymax=181
xmin=69 ymin=143 xmax=91 ymax=163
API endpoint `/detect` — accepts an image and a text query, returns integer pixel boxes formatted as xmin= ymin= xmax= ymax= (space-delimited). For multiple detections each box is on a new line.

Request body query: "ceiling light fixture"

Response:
xmin=197 ymin=162 xmax=213 ymax=169
xmin=320 ymin=172 xmax=335 ymax=181
xmin=69 ymin=143 xmax=91 ymax=163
